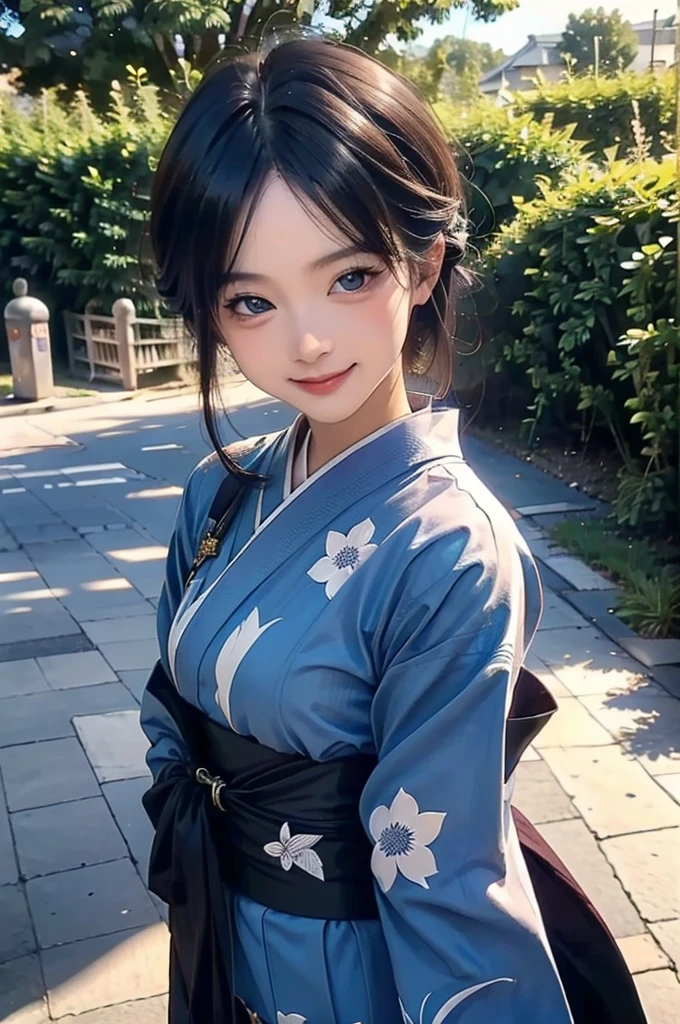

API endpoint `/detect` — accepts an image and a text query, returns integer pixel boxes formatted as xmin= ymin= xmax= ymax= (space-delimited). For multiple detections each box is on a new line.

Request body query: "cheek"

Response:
xmin=360 ymin=282 xmax=412 ymax=353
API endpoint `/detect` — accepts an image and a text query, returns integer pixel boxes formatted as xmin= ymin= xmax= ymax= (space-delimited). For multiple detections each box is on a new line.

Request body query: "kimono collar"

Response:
xmin=282 ymin=400 xmax=462 ymax=499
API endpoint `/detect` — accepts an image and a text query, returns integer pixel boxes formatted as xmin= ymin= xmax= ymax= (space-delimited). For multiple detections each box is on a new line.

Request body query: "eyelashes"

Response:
xmin=222 ymin=264 xmax=384 ymax=322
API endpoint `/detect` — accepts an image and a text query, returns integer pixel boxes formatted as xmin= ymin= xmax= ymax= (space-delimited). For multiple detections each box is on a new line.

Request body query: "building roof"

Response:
xmin=480 ymin=17 xmax=677 ymax=87
xmin=479 ymin=34 xmax=564 ymax=84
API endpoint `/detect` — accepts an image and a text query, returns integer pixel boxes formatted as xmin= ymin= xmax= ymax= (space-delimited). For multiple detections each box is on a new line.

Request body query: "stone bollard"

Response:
xmin=113 ymin=297 xmax=138 ymax=391
xmin=4 ymin=278 xmax=54 ymax=401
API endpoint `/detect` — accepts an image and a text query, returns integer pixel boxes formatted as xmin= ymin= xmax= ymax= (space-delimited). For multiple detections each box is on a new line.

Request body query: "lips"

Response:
xmin=292 ymin=368 xmax=352 ymax=384
xmin=290 ymin=365 xmax=356 ymax=396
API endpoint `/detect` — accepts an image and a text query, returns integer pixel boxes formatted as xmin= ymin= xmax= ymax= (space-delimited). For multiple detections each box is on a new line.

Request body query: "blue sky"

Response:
xmin=397 ymin=1 xmax=672 ymax=55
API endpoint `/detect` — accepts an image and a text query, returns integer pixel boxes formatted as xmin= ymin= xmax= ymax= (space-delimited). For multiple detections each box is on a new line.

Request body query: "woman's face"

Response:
xmin=216 ymin=176 xmax=437 ymax=425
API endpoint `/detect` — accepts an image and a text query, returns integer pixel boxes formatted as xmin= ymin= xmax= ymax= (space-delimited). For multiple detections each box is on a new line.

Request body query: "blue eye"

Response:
xmin=336 ymin=270 xmax=367 ymax=292
xmin=227 ymin=295 xmax=274 ymax=317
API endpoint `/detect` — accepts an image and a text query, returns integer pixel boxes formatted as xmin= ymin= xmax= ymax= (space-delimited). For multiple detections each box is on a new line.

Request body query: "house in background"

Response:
xmin=479 ymin=33 xmax=565 ymax=98
xmin=631 ymin=16 xmax=676 ymax=73
xmin=479 ymin=16 xmax=677 ymax=100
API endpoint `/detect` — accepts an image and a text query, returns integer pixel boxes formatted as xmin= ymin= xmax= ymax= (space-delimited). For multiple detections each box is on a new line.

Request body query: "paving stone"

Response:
xmin=530 ymin=627 xmax=655 ymax=697
xmin=27 ymin=858 xmax=159 ymax=948
xmin=12 ymin=797 xmax=127 ymax=879
xmin=650 ymin=665 xmax=680 ymax=701
xmin=0 ymin=883 xmax=36 ymax=963
xmin=0 ymin=633 xmax=94 ymax=665
xmin=540 ymin=745 xmax=680 ymax=839
xmin=37 ymin=650 xmax=118 ymax=690
xmin=537 ymin=591 xmax=589 ymax=631
xmin=579 ymin=692 xmax=680 ymax=776
xmin=650 ymin=920 xmax=680 ymax=972
xmin=98 ymin=639 xmax=160 ymax=672
xmin=634 ymin=969 xmax=680 ymax=1024
xmin=0 ymin=659 xmax=49 ymax=699
xmin=11 ymin=524 xmax=78 ymax=545
xmin=74 ymin=600 xmax=157 ymax=623
xmin=86 ymin=531 xmax=167 ymax=599
xmin=102 ymin=777 xmax=154 ymax=875
xmin=74 ymin=710 xmax=150 ymax=783
xmin=53 ymin=993 xmax=169 ymax=1023
xmin=0 ymin=737 xmax=100 ymax=812
xmin=0 ymin=771 xmax=19 ymax=884
xmin=655 ymin=775 xmax=680 ymax=804
xmin=0 ymin=683 xmax=137 ymax=748
xmin=516 ymin=501 xmax=597 ymax=516
xmin=42 ymin=923 xmax=169 ymax=1019
xmin=538 ymin=819 xmax=644 ymax=939
xmin=561 ymin=589 xmax=636 ymax=642
xmin=0 ymin=606 xmax=81 ymax=646
xmin=512 ymin=760 xmax=578 ymax=824
xmin=619 ymin=637 xmax=680 ymax=668
xmin=617 ymin=934 xmax=670 ymax=974
xmin=533 ymin=697 xmax=615 ymax=748
xmin=59 ymin=506 xmax=128 ymax=529
xmin=520 ymin=744 xmax=541 ymax=762
xmin=0 ymin=954 xmax=49 ymax=1023
xmin=82 ymin=615 xmax=157 ymax=645
xmin=601 ymin=829 xmax=680 ymax=922
xmin=544 ymin=555 xmax=617 ymax=592
xmin=117 ymin=670 xmax=148 ymax=703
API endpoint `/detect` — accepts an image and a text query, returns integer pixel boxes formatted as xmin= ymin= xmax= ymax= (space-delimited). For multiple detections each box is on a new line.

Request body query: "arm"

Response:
xmin=360 ymin=529 xmax=573 ymax=1024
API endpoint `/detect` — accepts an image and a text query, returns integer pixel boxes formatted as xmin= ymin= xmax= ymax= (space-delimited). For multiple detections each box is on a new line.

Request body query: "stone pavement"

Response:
xmin=0 ymin=384 xmax=678 ymax=1023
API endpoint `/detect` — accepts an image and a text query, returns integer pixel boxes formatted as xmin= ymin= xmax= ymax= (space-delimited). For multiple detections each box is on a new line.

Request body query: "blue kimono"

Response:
xmin=140 ymin=404 xmax=573 ymax=1024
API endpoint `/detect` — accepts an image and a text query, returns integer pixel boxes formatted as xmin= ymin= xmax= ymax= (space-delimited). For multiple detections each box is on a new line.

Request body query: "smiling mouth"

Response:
xmin=291 ymin=366 xmax=354 ymax=384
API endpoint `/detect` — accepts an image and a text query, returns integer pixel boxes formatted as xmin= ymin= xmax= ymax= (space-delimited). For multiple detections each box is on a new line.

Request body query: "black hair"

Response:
xmin=150 ymin=35 xmax=469 ymax=478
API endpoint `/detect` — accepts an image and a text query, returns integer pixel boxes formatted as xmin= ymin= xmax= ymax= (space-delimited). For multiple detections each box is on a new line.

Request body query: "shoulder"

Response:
xmin=178 ymin=430 xmax=280 ymax=532
xmin=376 ymin=461 xmax=541 ymax=640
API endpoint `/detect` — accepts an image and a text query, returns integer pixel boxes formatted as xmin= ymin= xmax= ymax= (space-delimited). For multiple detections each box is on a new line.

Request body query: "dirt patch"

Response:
xmin=471 ymin=424 xmax=622 ymax=505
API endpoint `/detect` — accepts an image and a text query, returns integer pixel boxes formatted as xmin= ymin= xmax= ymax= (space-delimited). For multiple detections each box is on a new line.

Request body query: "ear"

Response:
xmin=412 ymin=235 xmax=445 ymax=308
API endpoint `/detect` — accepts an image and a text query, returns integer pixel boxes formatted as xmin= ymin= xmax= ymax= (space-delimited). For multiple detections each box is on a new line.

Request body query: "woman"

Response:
xmin=140 ymin=35 xmax=645 ymax=1024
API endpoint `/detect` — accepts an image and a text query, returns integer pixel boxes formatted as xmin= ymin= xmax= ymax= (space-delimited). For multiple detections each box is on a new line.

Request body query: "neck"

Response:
xmin=306 ymin=365 xmax=412 ymax=476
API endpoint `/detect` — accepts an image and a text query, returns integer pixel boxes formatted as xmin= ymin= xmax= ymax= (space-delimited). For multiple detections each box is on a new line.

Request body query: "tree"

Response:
xmin=561 ymin=7 xmax=638 ymax=76
xmin=381 ymin=35 xmax=505 ymax=105
xmin=440 ymin=35 xmax=505 ymax=103
xmin=0 ymin=0 xmax=518 ymax=102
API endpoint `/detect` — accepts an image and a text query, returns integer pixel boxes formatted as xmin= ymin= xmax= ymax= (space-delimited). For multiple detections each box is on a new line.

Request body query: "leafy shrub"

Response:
xmin=0 ymin=72 xmax=170 ymax=331
xmin=482 ymin=156 xmax=678 ymax=532
xmin=434 ymin=101 xmax=586 ymax=241
xmin=515 ymin=70 xmax=675 ymax=162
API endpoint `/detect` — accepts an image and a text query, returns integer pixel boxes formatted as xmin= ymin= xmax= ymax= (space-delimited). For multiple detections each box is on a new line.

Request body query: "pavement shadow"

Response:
xmin=599 ymin=684 xmax=680 ymax=772
xmin=0 ymin=390 xmax=298 ymax=1018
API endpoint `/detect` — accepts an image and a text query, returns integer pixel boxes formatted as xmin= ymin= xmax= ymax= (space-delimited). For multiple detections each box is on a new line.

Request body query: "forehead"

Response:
xmin=231 ymin=175 xmax=351 ymax=270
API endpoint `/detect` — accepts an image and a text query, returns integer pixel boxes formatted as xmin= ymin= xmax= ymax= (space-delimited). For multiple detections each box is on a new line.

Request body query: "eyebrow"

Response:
xmin=220 ymin=245 xmax=371 ymax=287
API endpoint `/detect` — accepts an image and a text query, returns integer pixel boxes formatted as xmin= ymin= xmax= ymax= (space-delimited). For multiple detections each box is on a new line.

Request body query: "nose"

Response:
xmin=290 ymin=330 xmax=333 ymax=365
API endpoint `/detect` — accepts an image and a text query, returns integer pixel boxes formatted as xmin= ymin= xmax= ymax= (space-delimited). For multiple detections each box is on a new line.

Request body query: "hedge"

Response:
xmin=434 ymin=100 xmax=585 ymax=239
xmin=515 ymin=70 xmax=675 ymax=163
xmin=481 ymin=156 xmax=678 ymax=531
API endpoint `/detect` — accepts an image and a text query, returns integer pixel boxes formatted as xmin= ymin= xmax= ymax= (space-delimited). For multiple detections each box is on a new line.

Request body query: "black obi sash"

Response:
xmin=142 ymin=663 xmax=646 ymax=1024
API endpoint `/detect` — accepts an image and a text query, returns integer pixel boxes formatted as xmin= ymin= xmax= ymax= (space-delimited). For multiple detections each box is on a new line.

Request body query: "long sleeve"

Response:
xmin=140 ymin=456 xmax=217 ymax=780
xmin=359 ymin=525 xmax=573 ymax=1024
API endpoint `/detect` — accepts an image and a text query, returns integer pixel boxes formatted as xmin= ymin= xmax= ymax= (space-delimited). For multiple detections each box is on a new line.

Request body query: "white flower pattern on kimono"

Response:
xmin=369 ymin=788 xmax=446 ymax=893
xmin=215 ymin=607 xmax=281 ymax=728
xmin=277 ymin=1015 xmax=307 ymax=1024
xmin=307 ymin=518 xmax=378 ymax=599
xmin=264 ymin=822 xmax=325 ymax=881
xmin=400 ymin=979 xmax=514 ymax=1024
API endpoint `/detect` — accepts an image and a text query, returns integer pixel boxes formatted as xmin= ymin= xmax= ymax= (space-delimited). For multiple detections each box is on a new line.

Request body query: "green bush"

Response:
xmin=434 ymin=101 xmax=586 ymax=241
xmin=515 ymin=70 xmax=675 ymax=162
xmin=483 ymin=156 xmax=678 ymax=532
xmin=0 ymin=73 xmax=169 ymax=327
